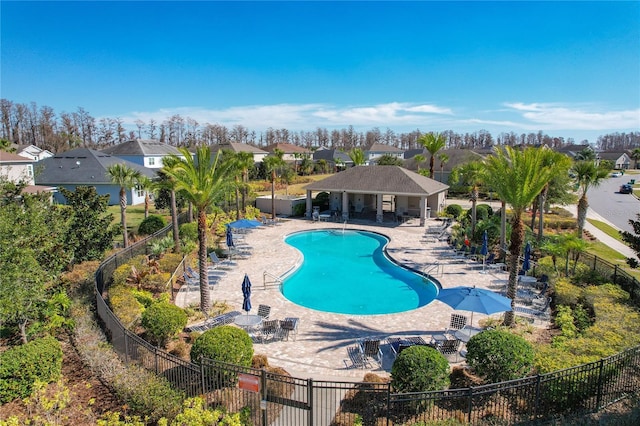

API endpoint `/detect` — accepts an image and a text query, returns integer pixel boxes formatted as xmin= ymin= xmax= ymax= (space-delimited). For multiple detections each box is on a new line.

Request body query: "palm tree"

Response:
xmin=163 ymin=146 xmax=233 ymax=313
xmin=437 ymin=153 xmax=449 ymax=183
xmin=483 ymin=146 xmax=555 ymax=326
xmin=571 ymin=160 xmax=609 ymax=239
xmin=107 ymin=164 xmax=142 ymax=248
xmin=264 ymin=149 xmax=286 ymax=220
xmin=136 ymin=175 xmax=155 ymax=219
xmin=530 ymin=150 xmax=572 ymax=242
xmin=348 ymin=147 xmax=366 ymax=166
xmin=159 ymin=156 xmax=182 ymax=253
xmin=413 ymin=154 xmax=425 ymax=172
xmin=235 ymin=151 xmax=255 ymax=216
xmin=418 ymin=132 xmax=446 ymax=179
xmin=453 ymin=161 xmax=484 ymax=238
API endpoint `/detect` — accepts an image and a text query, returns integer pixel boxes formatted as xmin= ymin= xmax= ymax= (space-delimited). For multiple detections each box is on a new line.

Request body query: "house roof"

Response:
xmin=264 ymin=143 xmax=311 ymax=154
xmin=0 ymin=151 xmax=33 ymax=163
xmin=403 ymin=148 xmax=484 ymax=172
xmin=312 ymin=148 xmax=353 ymax=163
xmin=598 ymin=152 xmax=629 ymax=161
xmin=366 ymin=143 xmax=403 ymax=152
xmin=304 ymin=165 xmax=449 ymax=196
xmin=35 ymin=148 xmax=156 ymax=185
xmin=210 ymin=142 xmax=268 ymax=155
xmin=100 ymin=139 xmax=182 ymax=156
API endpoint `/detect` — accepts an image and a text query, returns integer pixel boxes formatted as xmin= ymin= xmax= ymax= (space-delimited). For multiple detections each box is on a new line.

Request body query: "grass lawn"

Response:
xmin=108 ymin=205 xmax=172 ymax=243
xmin=587 ymin=218 xmax=625 ymax=242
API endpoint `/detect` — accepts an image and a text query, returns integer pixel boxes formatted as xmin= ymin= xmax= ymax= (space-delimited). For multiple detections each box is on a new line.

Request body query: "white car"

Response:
xmin=611 ymin=172 xmax=623 ymax=177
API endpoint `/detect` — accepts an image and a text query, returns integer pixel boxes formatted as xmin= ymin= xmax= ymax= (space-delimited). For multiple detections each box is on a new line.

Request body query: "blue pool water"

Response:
xmin=281 ymin=229 xmax=438 ymax=315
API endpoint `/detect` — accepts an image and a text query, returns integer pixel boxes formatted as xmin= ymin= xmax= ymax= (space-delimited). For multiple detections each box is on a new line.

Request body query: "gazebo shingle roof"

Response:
xmin=304 ymin=166 xmax=448 ymax=196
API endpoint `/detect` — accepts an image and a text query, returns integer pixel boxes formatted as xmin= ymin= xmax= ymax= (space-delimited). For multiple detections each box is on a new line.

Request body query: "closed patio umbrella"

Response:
xmin=436 ymin=286 xmax=512 ymax=326
xmin=226 ymin=225 xmax=235 ymax=249
xmin=522 ymin=242 xmax=531 ymax=275
xmin=480 ymin=230 xmax=489 ymax=273
xmin=241 ymin=274 xmax=252 ymax=314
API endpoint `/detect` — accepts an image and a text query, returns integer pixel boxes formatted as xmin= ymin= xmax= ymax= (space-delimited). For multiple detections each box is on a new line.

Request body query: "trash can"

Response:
xmin=426 ymin=207 xmax=431 ymax=219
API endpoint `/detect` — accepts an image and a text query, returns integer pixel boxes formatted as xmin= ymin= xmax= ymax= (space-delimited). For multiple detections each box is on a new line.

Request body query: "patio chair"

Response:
xmin=278 ymin=317 xmax=299 ymax=341
xmin=257 ymin=304 xmax=271 ymax=320
xmin=435 ymin=338 xmax=462 ymax=361
xmin=445 ymin=313 xmax=468 ymax=338
xmin=259 ymin=320 xmax=281 ymax=343
xmin=358 ymin=338 xmax=383 ymax=367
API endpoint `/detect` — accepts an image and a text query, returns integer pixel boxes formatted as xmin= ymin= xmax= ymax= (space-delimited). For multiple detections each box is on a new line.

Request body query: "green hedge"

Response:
xmin=138 ymin=214 xmax=167 ymax=236
xmin=0 ymin=335 xmax=63 ymax=403
xmin=465 ymin=330 xmax=534 ymax=383
xmin=141 ymin=301 xmax=188 ymax=346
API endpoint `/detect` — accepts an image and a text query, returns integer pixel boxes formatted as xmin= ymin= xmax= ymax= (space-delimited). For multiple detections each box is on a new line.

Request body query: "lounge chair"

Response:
xmin=446 ymin=313 xmax=468 ymax=336
xmin=209 ymin=252 xmax=238 ymax=270
xmin=435 ymin=338 xmax=462 ymax=361
xmin=257 ymin=304 xmax=271 ymax=320
xmin=514 ymin=297 xmax=551 ymax=323
xmin=358 ymin=338 xmax=383 ymax=367
xmin=184 ymin=311 xmax=241 ymax=333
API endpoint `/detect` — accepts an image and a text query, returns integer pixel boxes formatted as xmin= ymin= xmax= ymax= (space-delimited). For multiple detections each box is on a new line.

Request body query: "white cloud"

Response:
xmin=121 ymin=102 xmax=454 ymax=131
xmin=503 ymin=102 xmax=640 ymax=131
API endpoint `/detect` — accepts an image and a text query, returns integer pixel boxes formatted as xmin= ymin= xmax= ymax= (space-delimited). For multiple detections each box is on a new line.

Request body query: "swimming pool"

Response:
xmin=281 ymin=229 xmax=439 ymax=315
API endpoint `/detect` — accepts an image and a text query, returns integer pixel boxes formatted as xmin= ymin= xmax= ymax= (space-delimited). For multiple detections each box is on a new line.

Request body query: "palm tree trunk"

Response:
xmin=530 ymin=198 xmax=538 ymax=233
xmin=500 ymin=200 xmax=506 ymax=256
xmin=120 ymin=188 xmax=129 ymax=248
xmin=577 ymin=195 xmax=588 ymax=239
xmin=170 ymin=189 xmax=180 ymax=252
xmin=537 ymin=188 xmax=548 ymax=242
xmin=197 ymin=209 xmax=210 ymax=314
xmin=503 ymin=214 xmax=525 ymax=326
xmin=241 ymin=170 xmax=248 ymax=215
xmin=144 ymin=193 xmax=150 ymax=219
xmin=271 ymin=170 xmax=276 ymax=220
xmin=471 ymin=187 xmax=478 ymax=238
xmin=235 ymin=176 xmax=240 ymax=219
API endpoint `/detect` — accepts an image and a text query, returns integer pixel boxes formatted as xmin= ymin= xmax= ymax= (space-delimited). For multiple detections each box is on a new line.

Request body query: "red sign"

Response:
xmin=238 ymin=373 xmax=260 ymax=393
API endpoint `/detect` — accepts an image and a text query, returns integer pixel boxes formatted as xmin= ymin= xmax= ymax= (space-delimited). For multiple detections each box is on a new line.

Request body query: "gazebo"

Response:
xmin=303 ymin=166 xmax=449 ymax=227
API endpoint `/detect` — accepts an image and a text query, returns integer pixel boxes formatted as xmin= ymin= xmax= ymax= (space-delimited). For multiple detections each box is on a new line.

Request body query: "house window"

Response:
xmin=136 ymin=185 xmax=144 ymax=197
xmin=27 ymin=165 xmax=33 ymax=177
xmin=148 ymin=157 xmax=155 ymax=166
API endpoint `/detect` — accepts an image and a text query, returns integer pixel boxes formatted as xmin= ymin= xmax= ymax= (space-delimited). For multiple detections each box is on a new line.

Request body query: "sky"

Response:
xmin=2 ymin=1 xmax=639 ymax=144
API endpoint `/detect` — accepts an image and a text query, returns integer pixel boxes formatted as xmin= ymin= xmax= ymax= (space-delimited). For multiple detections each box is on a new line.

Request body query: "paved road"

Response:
xmin=586 ymin=173 xmax=640 ymax=234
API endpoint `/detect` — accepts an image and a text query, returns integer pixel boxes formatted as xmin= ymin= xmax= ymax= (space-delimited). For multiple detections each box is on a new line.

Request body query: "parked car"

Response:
xmin=611 ymin=172 xmax=623 ymax=178
xmin=619 ymin=184 xmax=633 ymax=194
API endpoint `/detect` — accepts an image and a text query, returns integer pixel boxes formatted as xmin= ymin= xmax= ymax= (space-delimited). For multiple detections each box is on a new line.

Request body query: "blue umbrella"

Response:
xmin=436 ymin=286 xmax=512 ymax=325
xmin=522 ymin=242 xmax=531 ymax=274
xmin=228 ymin=218 xmax=262 ymax=229
xmin=226 ymin=225 xmax=235 ymax=249
xmin=241 ymin=274 xmax=252 ymax=314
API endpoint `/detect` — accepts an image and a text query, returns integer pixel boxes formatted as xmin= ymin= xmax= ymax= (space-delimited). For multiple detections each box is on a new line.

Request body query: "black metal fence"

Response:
xmin=576 ymin=251 xmax=640 ymax=305
xmin=94 ymin=226 xmax=640 ymax=425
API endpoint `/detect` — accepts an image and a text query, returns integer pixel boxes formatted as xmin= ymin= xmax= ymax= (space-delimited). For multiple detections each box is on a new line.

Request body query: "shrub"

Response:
xmin=179 ymin=222 xmax=198 ymax=243
xmin=158 ymin=253 xmax=183 ymax=275
xmin=141 ymin=301 xmax=188 ymax=346
xmin=465 ymin=330 xmax=534 ymax=383
xmin=445 ymin=204 xmax=463 ymax=219
xmin=112 ymin=263 xmax=133 ymax=287
xmin=141 ymin=272 xmax=172 ymax=293
xmin=0 ymin=335 xmax=63 ymax=403
xmin=108 ymin=285 xmax=144 ymax=329
xmin=138 ymin=215 xmax=167 ymax=236
xmin=390 ymin=345 xmax=450 ymax=393
xmin=190 ymin=326 xmax=253 ymax=367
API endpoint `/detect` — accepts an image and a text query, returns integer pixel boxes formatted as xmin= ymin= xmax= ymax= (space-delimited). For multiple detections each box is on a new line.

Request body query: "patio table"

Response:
xmin=454 ymin=326 xmax=482 ymax=343
xmin=234 ymin=314 xmax=263 ymax=332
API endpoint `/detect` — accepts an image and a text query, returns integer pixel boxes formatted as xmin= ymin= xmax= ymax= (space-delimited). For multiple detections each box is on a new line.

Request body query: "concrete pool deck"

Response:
xmin=175 ymin=214 xmax=532 ymax=382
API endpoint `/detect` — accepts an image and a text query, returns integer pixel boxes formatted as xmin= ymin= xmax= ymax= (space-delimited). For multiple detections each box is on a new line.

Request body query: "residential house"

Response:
xmin=11 ymin=144 xmax=54 ymax=161
xmin=365 ymin=143 xmax=404 ymax=165
xmin=35 ymin=148 xmax=156 ymax=205
xmin=598 ymin=151 xmax=632 ymax=170
xmin=100 ymin=139 xmax=184 ymax=169
xmin=0 ymin=151 xmax=55 ymax=196
xmin=312 ymin=147 xmax=353 ymax=171
xmin=404 ymin=148 xmax=485 ymax=184
xmin=263 ymin=142 xmax=312 ymax=162
xmin=209 ymin=142 xmax=269 ymax=163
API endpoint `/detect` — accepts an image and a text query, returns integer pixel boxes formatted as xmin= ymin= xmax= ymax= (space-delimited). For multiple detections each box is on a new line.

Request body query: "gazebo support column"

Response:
xmin=305 ymin=190 xmax=313 ymax=219
xmin=342 ymin=191 xmax=349 ymax=221
xmin=376 ymin=194 xmax=383 ymax=223
xmin=419 ymin=197 xmax=426 ymax=227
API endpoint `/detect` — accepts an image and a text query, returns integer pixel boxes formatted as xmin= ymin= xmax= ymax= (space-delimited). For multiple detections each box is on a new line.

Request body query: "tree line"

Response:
xmin=5 ymin=98 xmax=638 ymax=154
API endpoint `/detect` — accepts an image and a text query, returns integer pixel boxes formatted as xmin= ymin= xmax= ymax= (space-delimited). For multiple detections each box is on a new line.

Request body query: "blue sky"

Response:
xmin=2 ymin=1 xmax=639 ymax=144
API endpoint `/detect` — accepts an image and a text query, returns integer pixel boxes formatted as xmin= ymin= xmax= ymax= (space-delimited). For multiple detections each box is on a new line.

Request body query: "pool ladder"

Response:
xmin=423 ymin=262 xmax=443 ymax=278
xmin=263 ymin=271 xmax=283 ymax=289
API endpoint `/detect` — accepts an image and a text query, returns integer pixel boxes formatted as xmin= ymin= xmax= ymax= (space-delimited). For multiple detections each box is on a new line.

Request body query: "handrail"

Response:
xmin=423 ymin=262 xmax=443 ymax=277
xmin=263 ymin=270 xmax=283 ymax=289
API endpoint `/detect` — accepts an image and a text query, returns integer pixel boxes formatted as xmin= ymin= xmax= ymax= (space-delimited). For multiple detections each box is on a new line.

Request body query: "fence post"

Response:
xmin=467 ymin=387 xmax=473 ymax=423
xmin=596 ymin=359 xmax=605 ymax=409
xmin=534 ymin=374 xmax=541 ymax=422
xmin=307 ymin=378 xmax=314 ymax=426
xmin=261 ymin=369 xmax=268 ymax=426
xmin=200 ymin=361 xmax=207 ymax=405
xmin=386 ymin=383 xmax=391 ymax=426
xmin=123 ymin=324 xmax=129 ymax=364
